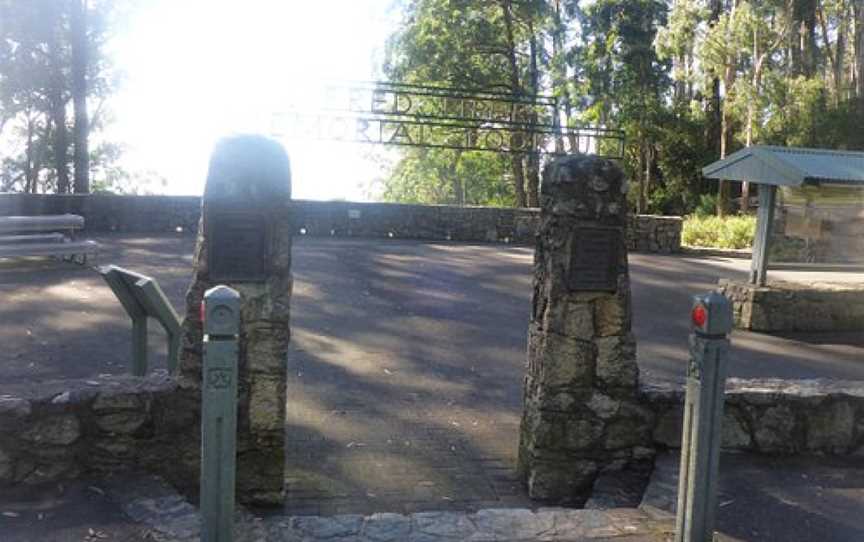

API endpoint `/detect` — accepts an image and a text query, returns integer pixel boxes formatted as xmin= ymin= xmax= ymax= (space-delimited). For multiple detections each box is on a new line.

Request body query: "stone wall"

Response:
xmin=0 ymin=193 xmax=203 ymax=233
xmin=293 ymin=201 xmax=540 ymax=244
xmin=628 ymin=215 xmax=681 ymax=254
xmin=0 ymin=374 xmax=198 ymax=490
xmin=518 ymin=155 xmax=653 ymax=505
xmin=0 ymin=194 xmax=682 ymax=253
xmin=719 ymin=279 xmax=864 ymax=332
xmin=4 ymin=374 xmax=860 ymax=492
xmin=644 ymin=378 xmax=864 ymax=456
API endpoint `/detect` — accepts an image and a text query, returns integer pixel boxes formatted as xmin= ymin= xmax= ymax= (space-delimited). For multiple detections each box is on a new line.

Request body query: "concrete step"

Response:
xmin=98 ymin=474 xmax=679 ymax=542
xmin=261 ymin=508 xmax=677 ymax=542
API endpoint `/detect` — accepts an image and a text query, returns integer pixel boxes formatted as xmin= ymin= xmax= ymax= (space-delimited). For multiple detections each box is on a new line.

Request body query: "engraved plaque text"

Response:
xmin=567 ymin=228 xmax=620 ymax=292
xmin=208 ymin=208 xmax=270 ymax=281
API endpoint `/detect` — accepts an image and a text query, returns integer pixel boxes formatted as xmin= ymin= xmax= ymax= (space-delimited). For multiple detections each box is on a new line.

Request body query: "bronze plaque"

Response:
xmin=567 ymin=228 xmax=620 ymax=292
xmin=208 ymin=207 xmax=270 ymax=282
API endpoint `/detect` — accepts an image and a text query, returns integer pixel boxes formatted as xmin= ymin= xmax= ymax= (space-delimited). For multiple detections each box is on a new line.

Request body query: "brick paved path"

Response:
xmin=284 ymin=383 xmax=530 ymax=515
xmin=285 ymin=240 xmax=534 ymax=514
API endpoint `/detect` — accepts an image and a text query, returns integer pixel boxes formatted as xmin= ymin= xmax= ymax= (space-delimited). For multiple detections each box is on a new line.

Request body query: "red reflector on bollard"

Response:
xmin=200 ymin=301 xmax=206 ymax=327
xmin=692 ymin=304 xmax=707 ymax=328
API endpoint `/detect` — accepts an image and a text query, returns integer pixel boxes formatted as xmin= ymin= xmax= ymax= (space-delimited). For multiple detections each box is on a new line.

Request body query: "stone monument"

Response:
xmin=517 ymin=154 xmax=652 ymax=505
xmin=178 ymin=135 xmax=293 ymax=506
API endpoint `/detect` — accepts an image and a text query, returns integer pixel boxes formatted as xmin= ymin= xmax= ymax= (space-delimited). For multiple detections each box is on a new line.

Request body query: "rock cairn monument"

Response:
xmin=518 ymin=154 xmax=652 ymax=505
xmin=179 ymin=135 xmax=293 ymax=506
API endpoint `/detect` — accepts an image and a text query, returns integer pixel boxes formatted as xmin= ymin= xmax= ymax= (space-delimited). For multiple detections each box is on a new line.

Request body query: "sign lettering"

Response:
xmin=270 ymin=81 xmax=625 ymax=157
xmin=567 ymin=228 xmax=621 ymax=292
xmin=207 ymin=207 xmax=270 ymax=282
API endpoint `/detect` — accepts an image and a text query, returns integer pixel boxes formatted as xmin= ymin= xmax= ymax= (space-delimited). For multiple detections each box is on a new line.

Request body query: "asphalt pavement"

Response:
xmin=0 ymin=234 xmax=862 ymax=538
xmin=1 ymin=234 xmax=861 ymax=385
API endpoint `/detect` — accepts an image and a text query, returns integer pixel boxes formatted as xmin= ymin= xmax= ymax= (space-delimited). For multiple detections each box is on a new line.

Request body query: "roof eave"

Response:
xmin=701 ymin=146 xmax=806 ymax=186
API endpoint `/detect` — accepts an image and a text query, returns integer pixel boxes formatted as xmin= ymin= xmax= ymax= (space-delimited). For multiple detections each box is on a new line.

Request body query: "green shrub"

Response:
xmin=693 ymin=193 xmax=718 ymax=217
xmin=682 ymin=214 xmax=757 ymax=249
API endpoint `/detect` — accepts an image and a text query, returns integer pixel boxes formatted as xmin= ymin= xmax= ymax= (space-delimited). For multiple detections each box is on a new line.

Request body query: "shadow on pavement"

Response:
xmin=646 ymin=451 xmax=864 ymax=542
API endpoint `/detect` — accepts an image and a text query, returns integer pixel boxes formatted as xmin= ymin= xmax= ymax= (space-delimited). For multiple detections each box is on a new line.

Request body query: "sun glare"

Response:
xmin=103 ymin=0 xmax=398 ymax=199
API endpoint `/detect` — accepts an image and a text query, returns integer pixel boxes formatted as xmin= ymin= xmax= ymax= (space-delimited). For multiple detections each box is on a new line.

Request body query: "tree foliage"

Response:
xmin=381 ymin=0 xmax=864 ymax=214
xmin=382 ymin=147 xmax=512 ymax=206
xmin=382 ymin=0 xmax=550 ymax=207
xmin=0 ymin=0 xmax=124 ymax=194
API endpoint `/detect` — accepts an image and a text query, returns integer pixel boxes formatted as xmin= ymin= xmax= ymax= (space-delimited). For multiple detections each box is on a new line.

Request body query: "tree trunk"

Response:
xmin=674 ymin=53 xmax=687 ymax=104
xmin=686 ymin=50 xmax=695 ymax=101
xmin=526 ymin=155 xmax=540 ymax=207
xmin=643 ymin=145 xmax=653 ymax=214
xmin=803 ymin=0 xmax=818 ymax=76
xmin=717 ymin=0 xmax=739 ymax=218
xmin=449 ymin=150 xmax=464 ymax=205
xmin=742 ymin=27 xmax=758 ymax=213
xmin=526 ymin=16 xmax=540 ymax=207
xmin=50 ymin=95 xmax=69 ymax=194
xmin=707 ymin=0 xmax=723 ymax=158
xmin=818 ymin=1 xmax=846 ymax=103
xmin=637 ymin=144 xmax=647 ymax=214
xmin=718 ymin=66 xmax=736 ymax=217
xmin=71 ymin=0 xmax=89 ymax=194
xmin=855 ymin=3 xmax=864 ymax=107
xmin=789 ymin=0 xmax=819 ymax=76
xmin=743 ymin=33 xmax=768 ymax=212
xmin=511 ymin=155 xmax=527 ymax=208
xmin=718 ymin=72 xmax=735 ymax=217
xmin=836 ymin=4 xmax=847 ymax=102
xmin=500 ymin=0 xmax=527 ymax=207
xmin=452 ymin=177 xmax=464 ymax=206
xmin=47 ymin=6 xmax=69 ymax=194
xmin=550 ymin=0 xmax=568 ymax=153
xmin=25 ymin=117 xmax=35 ymax=193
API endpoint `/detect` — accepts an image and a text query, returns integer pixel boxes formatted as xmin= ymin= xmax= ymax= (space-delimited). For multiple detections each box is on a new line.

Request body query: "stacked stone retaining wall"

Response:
xmin=0 ymin=194 xmax=682 ymax=252
xmin=644 ymin=378 xmax=864 ymax=455
xmin=719 ymin=279 xmax=864 ymax=332
xmin=3 ymin=374 xmax=861 ymax=493
xmin=0 ymin=374 xmax=199 ymax=492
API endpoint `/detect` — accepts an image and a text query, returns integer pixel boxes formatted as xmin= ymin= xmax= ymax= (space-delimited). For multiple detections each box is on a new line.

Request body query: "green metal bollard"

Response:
xmin=201 ymin=285 xmax=241 ymax=542
xmin=675 ymin=292 xmax=733 ymax=542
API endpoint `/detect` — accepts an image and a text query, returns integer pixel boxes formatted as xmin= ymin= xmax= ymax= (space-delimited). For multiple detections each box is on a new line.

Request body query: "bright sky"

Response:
xmin=104 ymin=0 xmax=400 ymax=199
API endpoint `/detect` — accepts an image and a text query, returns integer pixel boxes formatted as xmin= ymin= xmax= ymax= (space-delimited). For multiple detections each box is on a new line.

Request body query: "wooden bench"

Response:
xmin=0 ymin=214 xmax=100 ymax=264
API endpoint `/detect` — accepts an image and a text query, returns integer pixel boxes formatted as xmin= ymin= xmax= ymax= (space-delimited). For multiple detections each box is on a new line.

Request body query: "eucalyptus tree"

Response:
xmin=571 ymin=0 xmax=670 ymax=213
xmin=382 ymin=0 xmax=864 ymax=215
xmin=0 ymin=0 xmax=121 ymax=194
xmin=381 ymin=147 xmax=511 ymax=206
xmin=655 ymin=0 xmax=707 ymax=106
xmin=384 ymin=0 xmax=550 ymax=207
xmin=0 ymin=0 xmax=60 ymax=192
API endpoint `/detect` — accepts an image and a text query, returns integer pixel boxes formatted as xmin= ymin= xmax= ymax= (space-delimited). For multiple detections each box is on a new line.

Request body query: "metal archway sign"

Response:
xmin=270 ymin=81 xmax=624 ymax=158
